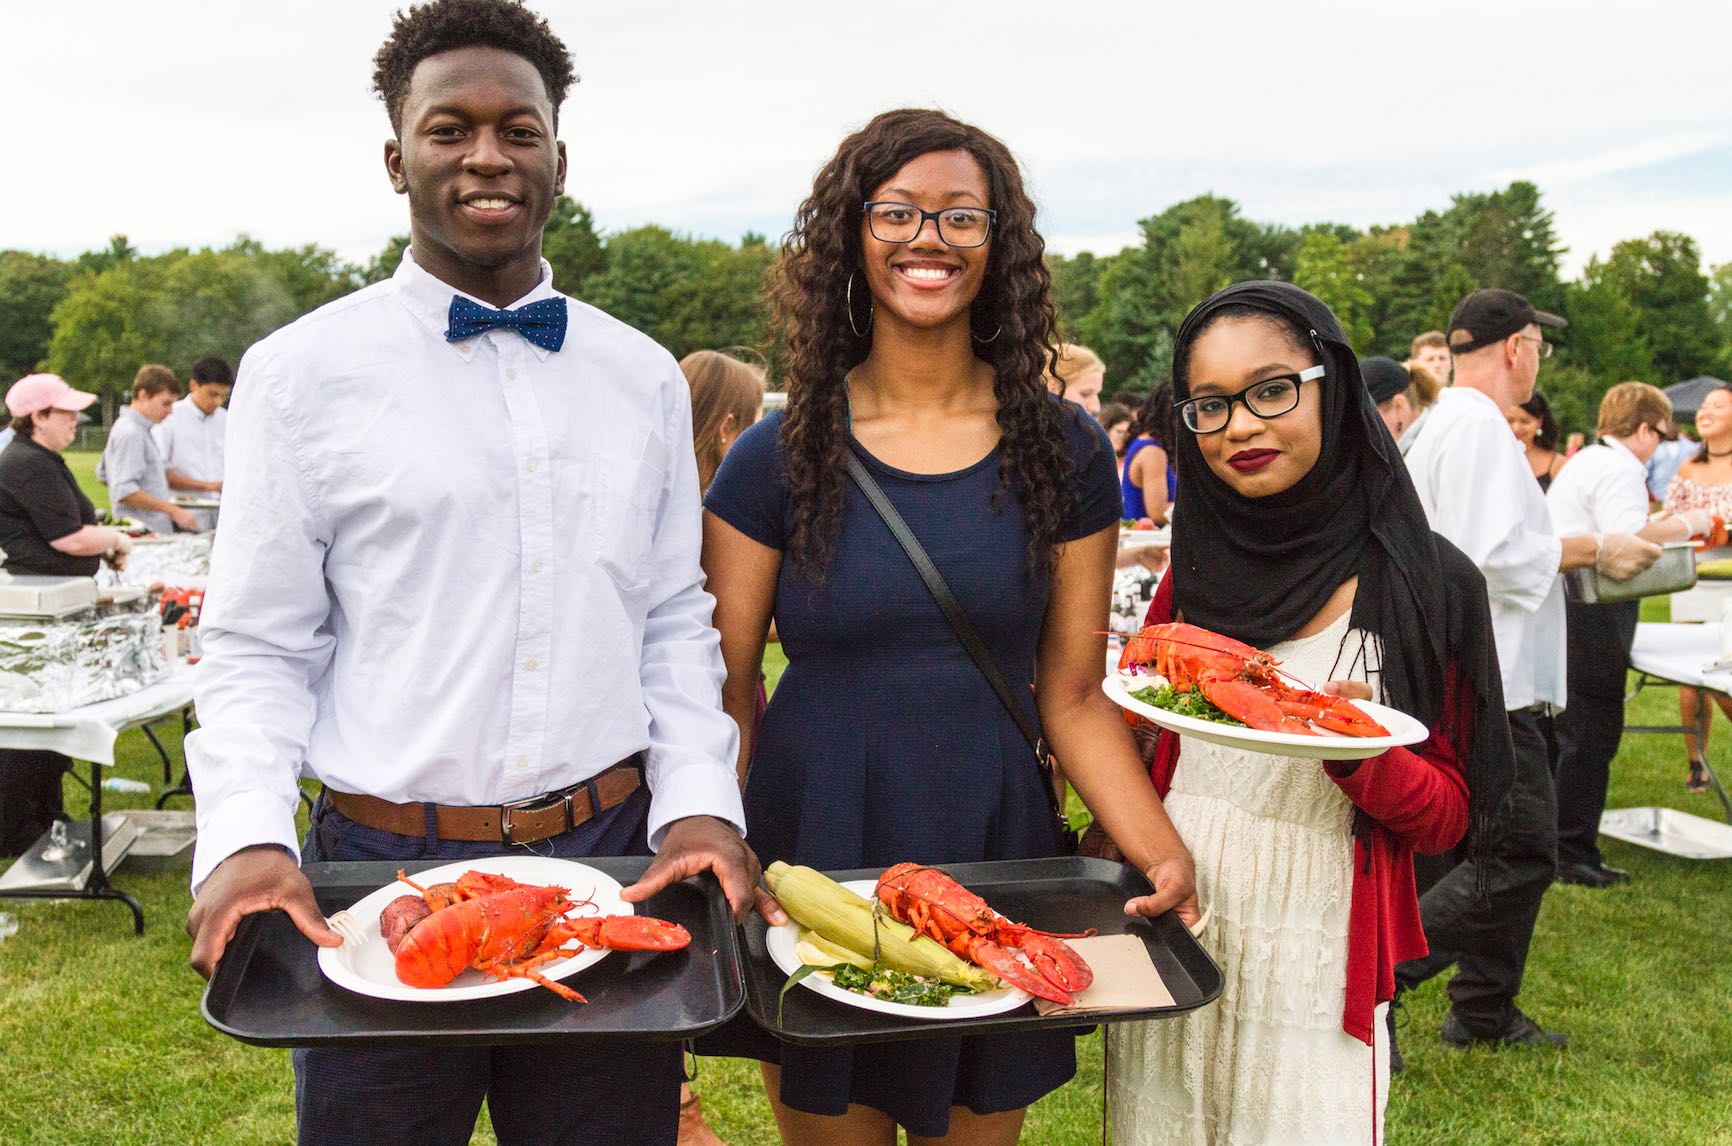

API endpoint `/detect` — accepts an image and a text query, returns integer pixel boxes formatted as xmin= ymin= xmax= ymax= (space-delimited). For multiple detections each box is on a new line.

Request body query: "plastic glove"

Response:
xmin=1678 ymin=509 xmax=1718 ymax=539
xmin=1596 ymin=533 xmax=1663 ymax=581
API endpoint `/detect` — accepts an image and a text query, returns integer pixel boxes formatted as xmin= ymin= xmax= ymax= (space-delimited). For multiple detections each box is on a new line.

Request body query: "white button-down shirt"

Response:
xmin=187 ymin=249 xmax=744 ymax=889
xmin=1405 ymin=387 xmax=1568 ymax=711
xmin=1546 ymin=438 xmax=1650 ymax=537
xmin=153 ymin=396 xmax=227 ymax=484
xmin=153 ymin=397 xmax=227 ymax=529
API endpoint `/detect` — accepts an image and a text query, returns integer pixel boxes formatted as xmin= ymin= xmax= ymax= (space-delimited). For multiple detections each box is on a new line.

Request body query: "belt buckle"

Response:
xmin=499 ymin=785 xmax=578 ymax=845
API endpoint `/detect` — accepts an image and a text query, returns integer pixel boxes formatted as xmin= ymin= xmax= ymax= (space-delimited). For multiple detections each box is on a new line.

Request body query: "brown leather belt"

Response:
xmin=325 ymin=757 xmax=643 ymax=845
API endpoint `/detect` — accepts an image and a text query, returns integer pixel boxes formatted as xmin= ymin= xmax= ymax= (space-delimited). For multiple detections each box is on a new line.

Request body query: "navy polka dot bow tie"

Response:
xmin=445 ymin=295 xmax=568 ymax=352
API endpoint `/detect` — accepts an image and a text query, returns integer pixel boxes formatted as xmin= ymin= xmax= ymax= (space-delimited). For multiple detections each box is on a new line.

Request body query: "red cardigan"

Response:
xmin=1141 ymin=575 xmax=1469 ymax=1045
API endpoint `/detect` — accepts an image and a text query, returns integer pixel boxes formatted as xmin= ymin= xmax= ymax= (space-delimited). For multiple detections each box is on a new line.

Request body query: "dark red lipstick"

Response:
xmin=1228 ymin=449 xmax=1279 ymax=473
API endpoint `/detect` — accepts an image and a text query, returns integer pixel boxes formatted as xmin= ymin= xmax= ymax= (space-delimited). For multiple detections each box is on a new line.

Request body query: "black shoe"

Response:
xmin=1441 ymin=1009 xmax=1568 ymax=1050
xmin=1555 ymin=861 xmax=1631 ymax=888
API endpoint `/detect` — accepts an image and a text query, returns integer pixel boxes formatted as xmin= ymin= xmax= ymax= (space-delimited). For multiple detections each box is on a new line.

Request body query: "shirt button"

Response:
xmin=506 ymin=368 xmax=518 ymax=380
xmin=515 ymin=756 xmax=529 ymax=770
xmin=524 ymin=658 xmax=538 ymax=671
xmin=526 ymin=458 xmax=538 ymax=473
xmin=531 ymin=559 xmax=543 ymax=573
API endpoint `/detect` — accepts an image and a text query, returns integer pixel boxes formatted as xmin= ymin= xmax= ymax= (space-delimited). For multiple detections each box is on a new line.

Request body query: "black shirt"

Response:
xmin=0 ymin=435 xmax=100 ymax=577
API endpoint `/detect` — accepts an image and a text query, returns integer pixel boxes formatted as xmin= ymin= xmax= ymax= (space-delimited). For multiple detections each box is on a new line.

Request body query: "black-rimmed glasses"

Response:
xmin=863 ymin=201 xmax=997 ymax=248
xmin=1175 ymin=365 xmax=1325 ymax=434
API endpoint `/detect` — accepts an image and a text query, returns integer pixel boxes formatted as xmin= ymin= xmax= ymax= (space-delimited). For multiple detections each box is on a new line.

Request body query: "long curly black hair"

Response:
xmin=772 ymin=108 xmax=1074 ymax=582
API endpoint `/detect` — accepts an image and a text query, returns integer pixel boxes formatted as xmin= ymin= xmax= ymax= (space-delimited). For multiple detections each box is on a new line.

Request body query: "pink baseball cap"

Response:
xmin=5 ymin=373 xmax=98 ymax=418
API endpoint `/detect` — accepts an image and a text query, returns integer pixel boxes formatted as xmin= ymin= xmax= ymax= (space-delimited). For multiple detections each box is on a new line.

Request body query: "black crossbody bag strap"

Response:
xmin=845 ymin=450 xmax=1066 ymax=822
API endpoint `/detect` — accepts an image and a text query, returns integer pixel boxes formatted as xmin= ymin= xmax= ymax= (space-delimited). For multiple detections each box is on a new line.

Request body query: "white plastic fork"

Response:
xmin=326 ymin=910 xmax=367 ymax=950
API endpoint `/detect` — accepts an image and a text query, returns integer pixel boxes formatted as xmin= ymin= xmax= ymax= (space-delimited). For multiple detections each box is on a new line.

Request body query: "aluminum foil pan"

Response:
xmin=0 ymin=599 xmax=170 ymax=713
xmin=108 ymin=533 xmax=213 ymax=586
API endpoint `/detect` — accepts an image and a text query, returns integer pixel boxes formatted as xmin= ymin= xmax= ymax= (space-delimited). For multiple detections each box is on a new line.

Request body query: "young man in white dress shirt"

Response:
xmin=1546 ymin=384 xmax=1709 ymax=888
xmin=153 ymin=355 xmax=232 ymax=530
xmin=183 ymin=3 xmax=769 ymax=1142
xmin=1395 ymin=289 xmax=1661 ymax=1053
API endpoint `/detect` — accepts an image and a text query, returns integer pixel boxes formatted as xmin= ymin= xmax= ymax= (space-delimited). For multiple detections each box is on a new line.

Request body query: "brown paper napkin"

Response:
xmin=1032 ymin=933 xmax=1175 ymax=1016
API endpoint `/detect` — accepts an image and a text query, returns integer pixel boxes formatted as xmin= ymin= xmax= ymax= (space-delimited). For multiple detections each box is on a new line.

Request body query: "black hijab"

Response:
xmin=1169 ymin=280 xmax=1513 ymax=866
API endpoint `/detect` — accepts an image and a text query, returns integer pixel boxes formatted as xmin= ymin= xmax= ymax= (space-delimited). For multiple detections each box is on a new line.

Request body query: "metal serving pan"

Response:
xmin=1565 ymin=542 xmax=1696 ymax=604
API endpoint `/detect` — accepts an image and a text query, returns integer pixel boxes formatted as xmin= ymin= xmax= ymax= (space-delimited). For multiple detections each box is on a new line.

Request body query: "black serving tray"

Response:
xmin=743 ymin=856 xmax=1222 ymax=1046
xmin=202 ymin=856 xmax=743 ymax=1047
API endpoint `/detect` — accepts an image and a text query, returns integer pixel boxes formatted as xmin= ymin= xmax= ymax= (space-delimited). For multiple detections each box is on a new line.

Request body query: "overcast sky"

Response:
xmin=6 ymin=1 xmax=1729 ymax=278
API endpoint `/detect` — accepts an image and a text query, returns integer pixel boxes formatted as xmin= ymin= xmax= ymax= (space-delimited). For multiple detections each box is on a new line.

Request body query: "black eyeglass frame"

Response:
xmin=861 ymin=200 xmax=999 ymax=248
xmin=1174 ymin=364 xmax=1327 ymax=434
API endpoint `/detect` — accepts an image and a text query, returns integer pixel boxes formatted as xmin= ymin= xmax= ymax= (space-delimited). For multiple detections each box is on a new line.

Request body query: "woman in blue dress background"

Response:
xmin=702 ymin=108 xmax=1197 ymax=1146
xmin=1121 ymin=383 xmax=1178 ymax=525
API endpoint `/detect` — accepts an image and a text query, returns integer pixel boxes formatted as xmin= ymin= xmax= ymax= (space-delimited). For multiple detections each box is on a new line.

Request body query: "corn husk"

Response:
xmin=765 ymin=861 xmax=997 ymax=990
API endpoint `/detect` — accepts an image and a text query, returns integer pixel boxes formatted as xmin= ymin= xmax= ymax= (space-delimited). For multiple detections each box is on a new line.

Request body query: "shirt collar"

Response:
xmin=177 ymin=396 xmax=217 ymax=422
xmin=1601 ymin=436 xmax=1642 ymax=469
xmin=392 ymin=246 xmax=560 ymax=363
xmin=119 ymin=406 xmax=152 ymax=430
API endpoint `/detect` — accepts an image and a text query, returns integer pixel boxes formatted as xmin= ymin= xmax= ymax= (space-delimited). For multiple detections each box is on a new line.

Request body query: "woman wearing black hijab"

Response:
xmin=1105 ymin=282 xmax=1514 ymax=1145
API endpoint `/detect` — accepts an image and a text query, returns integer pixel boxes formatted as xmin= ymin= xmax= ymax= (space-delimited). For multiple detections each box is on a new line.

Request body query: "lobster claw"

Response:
xmin=1276 ymin=693 xmax=1390 ymax=738
xmin=1198 ymin=678 xmax=1317 ymax=736
xmin=1015 ymin=932 xmax=1094 ymax=995
xmin=559 ymin=916 xmax=693 ymax=952
xmin=965 ymin=939 xmax=1075 ymax=1006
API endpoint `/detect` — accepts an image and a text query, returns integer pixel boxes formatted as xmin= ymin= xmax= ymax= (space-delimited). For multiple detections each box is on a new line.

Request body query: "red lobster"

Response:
xmin=381 ymin=869 xmax=691 ymax=1002
xmin=1119 ymin=622 xmax=1389 ymax=737
xmin=874 ymin=862 xmax=1093 ymax=1005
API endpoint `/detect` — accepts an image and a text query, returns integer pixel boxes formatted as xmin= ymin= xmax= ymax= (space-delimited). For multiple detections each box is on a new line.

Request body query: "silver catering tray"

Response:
xmin=1565 ymin=542 xmax=1695 ymax=604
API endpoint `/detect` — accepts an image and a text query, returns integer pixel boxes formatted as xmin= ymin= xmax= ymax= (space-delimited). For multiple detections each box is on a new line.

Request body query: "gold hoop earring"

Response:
xmin=846 ymin=269 xmax=873 ymax=338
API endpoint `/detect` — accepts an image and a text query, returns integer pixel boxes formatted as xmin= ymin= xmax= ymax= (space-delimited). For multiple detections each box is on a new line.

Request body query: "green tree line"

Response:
xmin=3 ymin=183 xmax=1729 ymax=435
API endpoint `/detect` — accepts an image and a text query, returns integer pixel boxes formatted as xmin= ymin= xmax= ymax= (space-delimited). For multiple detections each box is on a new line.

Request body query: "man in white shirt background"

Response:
xmin=1396 ymin=288 xmax=1660 ymax=1054
xmin=182 ymin=3 xmax=769 ymax=1141
xmin=1546 ymin=384 xmax=1709 ymax=888
xmin=97 ymin=363 xmax=200 ymax=534
xmin=153 ymin=355 xmax=231 ymax=530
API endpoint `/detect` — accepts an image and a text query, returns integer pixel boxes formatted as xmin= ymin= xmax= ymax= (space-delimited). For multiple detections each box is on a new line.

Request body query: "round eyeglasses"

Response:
xmin=863 ymin=201 xmax=997 ymax=248
xmin=1175 ymin=365 xmax=1326 ymax=434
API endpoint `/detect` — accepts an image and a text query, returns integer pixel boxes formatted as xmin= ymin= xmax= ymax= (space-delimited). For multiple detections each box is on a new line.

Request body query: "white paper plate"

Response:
xmin=317 ymin=855 xmax=629 ymax=1003
xmin=1103 ymin=672 xmax=1430 ymax=761
xmin=765 ymin=880 xmax=1032 ymax=1021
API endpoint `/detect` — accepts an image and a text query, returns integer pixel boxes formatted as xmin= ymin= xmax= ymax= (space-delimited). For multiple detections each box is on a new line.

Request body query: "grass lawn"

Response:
xmin=5 ymin=478 xmax=1728 ymax=1142
xmin=64 ymin=449 xmax=108 ymax=517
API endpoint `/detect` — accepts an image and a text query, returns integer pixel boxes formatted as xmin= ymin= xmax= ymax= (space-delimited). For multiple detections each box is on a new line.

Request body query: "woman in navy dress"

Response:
xmin=703 ymin=108 xmax=1198 ymax=1145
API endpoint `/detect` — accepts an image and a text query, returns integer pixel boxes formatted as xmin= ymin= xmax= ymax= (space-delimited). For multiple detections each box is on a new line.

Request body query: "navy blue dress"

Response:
xmin=702 ymin=405 xmax=1121 ymax=1136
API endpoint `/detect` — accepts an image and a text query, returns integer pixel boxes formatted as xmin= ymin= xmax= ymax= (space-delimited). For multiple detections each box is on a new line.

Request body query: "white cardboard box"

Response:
xmin=0 ymin=575 xmax=97 ymax=618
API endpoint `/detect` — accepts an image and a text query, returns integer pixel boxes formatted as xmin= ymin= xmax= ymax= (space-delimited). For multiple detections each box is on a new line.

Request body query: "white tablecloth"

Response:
xmin=1629 ymin=622 xmax=1732 ymax=692
xmin=0 ymin=662 xmax=195 ymax=764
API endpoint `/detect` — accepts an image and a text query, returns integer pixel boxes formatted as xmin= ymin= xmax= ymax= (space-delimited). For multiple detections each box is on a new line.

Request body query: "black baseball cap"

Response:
xmin=1447 ymin=288 xmax=1566 ymax=355
xmin=1359 ymin=357 xmax=1411 ymax=404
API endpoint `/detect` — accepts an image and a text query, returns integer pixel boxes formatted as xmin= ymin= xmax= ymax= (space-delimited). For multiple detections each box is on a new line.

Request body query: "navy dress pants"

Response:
xmin=292 ymin=786 xmax=681 ymax=1146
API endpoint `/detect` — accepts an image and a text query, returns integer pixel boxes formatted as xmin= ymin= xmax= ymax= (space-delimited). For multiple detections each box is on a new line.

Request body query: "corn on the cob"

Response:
xmin=765 ymin=861 xmax=998 ymax=990
xmin=795 ymin=928 xmax=877 ymax=972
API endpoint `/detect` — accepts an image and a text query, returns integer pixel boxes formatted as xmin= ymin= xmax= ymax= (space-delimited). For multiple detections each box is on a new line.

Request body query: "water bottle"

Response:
xmin=102 ymin=777 xmax=151 ymax=795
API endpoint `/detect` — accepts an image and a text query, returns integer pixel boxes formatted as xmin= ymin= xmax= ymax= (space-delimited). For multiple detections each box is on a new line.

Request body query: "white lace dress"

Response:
xmin=1106 ymin=611 xmax=1390 ymax=1145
